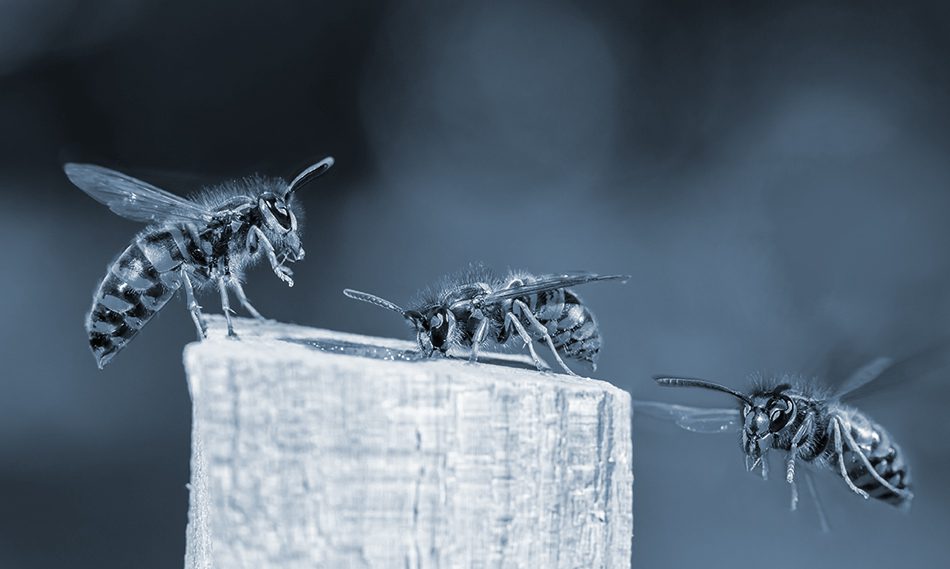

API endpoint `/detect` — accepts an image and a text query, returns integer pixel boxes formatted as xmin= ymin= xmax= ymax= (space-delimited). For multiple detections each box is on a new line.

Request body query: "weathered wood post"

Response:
xmin=183 ymin=316 xmax=633 ymax=568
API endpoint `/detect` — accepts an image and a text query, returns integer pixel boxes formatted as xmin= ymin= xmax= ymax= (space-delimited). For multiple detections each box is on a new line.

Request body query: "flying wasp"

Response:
xmin=637 ymin=357 xmax=914 ymax=529
xmin=343 ymin=266 xmax=628 ymax=375
xmin=66 ymin=157 xmax=334 ymax=368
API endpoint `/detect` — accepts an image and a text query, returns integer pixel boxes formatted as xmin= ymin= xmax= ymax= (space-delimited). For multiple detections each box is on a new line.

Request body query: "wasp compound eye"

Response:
xmin=262 ymin=196 xmax=293 ymax=231
xmin=429 ymin=311 xmax=451 ymax=349
xmin=768 ymin=397 xmax=793 ymax=432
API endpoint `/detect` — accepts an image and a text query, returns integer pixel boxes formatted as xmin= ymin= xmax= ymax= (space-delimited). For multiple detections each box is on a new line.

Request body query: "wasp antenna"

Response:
xmin=590 ymin=274 xmax=631 ymax=283
xmin=287 ymin=156 xmax=335 ymax=194
xmin=654 ymin=375 xmax=754 ymax=405
xmin=343 ymin=288 xmax=406 ymax=315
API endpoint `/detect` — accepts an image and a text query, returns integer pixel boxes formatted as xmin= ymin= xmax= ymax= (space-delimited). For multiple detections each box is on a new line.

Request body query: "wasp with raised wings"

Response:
xmin=637 ymin=357 xmax=915 ymax=529
xmin=66 ymin=157 xmax=334 ymax=368
xmin=343 ymin=267 xmax=628 ymax=375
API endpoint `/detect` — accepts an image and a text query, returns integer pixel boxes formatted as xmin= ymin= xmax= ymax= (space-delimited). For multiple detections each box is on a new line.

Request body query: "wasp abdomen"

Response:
xmin=840 ymin=411 xmax=912 ymax=507
xmin=86 ymin=225 xmax=204 ymax=367
xmin=532 ymin=289 xmax=602 ymax=364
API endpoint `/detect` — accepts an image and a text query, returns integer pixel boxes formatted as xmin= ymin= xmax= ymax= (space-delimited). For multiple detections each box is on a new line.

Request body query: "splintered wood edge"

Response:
xmin=183 ymin=314 xmax=630 ymax=402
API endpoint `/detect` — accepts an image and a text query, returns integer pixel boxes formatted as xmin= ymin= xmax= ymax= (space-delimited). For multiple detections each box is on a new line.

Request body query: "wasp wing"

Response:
xmin=65 ymin=163 xmax=213 ymax=224
xmin=833 ymin=357 xmax=894 ymax=399
xmin=634 ymin=401 xmax=740 ymax=434
xmin=477 ymin=272 xmax=628 ymax=306
xmin=829 ymin=341 xmax=950 ymax=401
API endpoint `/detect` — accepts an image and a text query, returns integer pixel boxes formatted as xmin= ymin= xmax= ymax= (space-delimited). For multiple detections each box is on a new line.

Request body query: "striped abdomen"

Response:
xmin=522 ymin=287 xmax=602 ymax=365
xmin=837 ymin=410 xmax=913 ymax=507
xmin=87 ymin=225 xmax=208 ymax=368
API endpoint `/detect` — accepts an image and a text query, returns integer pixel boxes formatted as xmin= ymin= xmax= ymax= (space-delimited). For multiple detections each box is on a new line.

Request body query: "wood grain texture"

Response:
xmin=184 ymin=316 xmax=632 ymax=569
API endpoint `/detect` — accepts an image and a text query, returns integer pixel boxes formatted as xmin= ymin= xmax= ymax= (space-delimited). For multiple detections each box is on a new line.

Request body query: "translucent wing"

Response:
xmin=830 ymin=342 xmax=950 ymax=401
xmin=65 ymin=163 xmax=213 ymax=224
xmin=833 ymin=357 xmax=894 ymax=399
xmin=634 ymin=400 xmax=740 ymax=434
xmin=477 ymin=272 xmax=629 ymax=306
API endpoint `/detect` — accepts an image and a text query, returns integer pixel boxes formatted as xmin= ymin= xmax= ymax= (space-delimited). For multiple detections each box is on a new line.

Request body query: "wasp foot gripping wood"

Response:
xmin=183 ymin=316 xmax=633 ymax=569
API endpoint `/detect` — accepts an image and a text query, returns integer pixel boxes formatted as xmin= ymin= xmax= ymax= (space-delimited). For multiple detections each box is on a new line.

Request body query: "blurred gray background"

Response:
xmin=2 ymin=0 xmax=950 ymax=567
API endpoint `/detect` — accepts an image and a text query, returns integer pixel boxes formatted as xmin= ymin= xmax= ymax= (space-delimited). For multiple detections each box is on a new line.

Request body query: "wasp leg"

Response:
xmin=181 ymin=269 xmax=207 ymax=339
xmin=787 ymin=454 xmax=799 ymax=511
xmin=468 ymin=317 xmax=490 ymax=364
xmin=249 ymin=226 xmax=294 ymax=287
xmin=231 ymin=278 xmax=265 ymax=321
xmin=786 ymin=411 xmax=814 ymax=511
xmin=513 ymin=299 xmax=577 ymax=376
xmin=802 ymin=470 xmax=831 ymax=534
xmin=217 ymin=277 xmax=237 ymax=337
xmin=505 ymin=311 xmax=550 ymax=372
xmin=831 ymin=417 xmax=869 ymax=499
xmin=840 ymin=419 xmax=912 ymax=499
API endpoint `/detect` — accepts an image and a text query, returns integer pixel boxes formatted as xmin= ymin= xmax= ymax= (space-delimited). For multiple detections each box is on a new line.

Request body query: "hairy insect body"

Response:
xmin=643 ymin=360 xmax=914 ymax=526
xmin=89 ymin=206 xmax=257 ymax=366
xmin=343 ymin=268 xmax=627 ymax=375
xmin=744 ymin=384 xmax=911 ymax=508
xmin=68 ymin=158 xmax=333 ymax=368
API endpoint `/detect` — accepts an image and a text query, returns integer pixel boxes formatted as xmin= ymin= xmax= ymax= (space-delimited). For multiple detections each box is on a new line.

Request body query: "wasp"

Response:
xmin=343 ymin=266 xmax=628 ymax=375
xmin=66 ymin=157 xmax=334 ymax=368
xmin=638 ymin=357 xmax=913 ymax=528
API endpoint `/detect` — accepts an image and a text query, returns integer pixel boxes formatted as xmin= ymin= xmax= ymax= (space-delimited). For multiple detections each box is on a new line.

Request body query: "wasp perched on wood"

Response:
xmin=343 ymin=266 xmax=628 ymax=375
xmin=66 ymin=157 xmax=334 ymax=368
xmin=638 ymin=357 xmax=914 ymax=529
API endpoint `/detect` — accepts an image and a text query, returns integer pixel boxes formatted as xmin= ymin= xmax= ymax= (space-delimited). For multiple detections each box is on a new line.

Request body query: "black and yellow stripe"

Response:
xmin=842 ymin=418 xmax=912 ymax=507
xmin=523 ymin=288 xmax=602 ymax=365
xmin=86 ymin=224 xmax=208 ymax=368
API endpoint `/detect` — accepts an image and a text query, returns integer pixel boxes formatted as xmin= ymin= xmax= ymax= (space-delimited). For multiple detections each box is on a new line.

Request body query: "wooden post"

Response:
xmin=183 ymin=316 xmax=632 ymax=568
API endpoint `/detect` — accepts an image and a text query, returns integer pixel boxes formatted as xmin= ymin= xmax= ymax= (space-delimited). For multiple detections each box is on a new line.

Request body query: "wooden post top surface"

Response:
xmin=184 ymin=315 xmax=631 ymax=398
xmin=183 ymin=315 xmax=633 ymax=569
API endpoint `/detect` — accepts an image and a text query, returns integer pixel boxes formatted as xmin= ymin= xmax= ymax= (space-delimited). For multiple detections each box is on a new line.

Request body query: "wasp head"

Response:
xmin=406 ymin=306 xmax=456 ymax=357
xmin=342 ymin=289 xmax=458 ymax=358
xmin=258 ymin=192 xmax=305 ymax=261
xmin=741 ymin=386 xmax=795 ymax=468
xmin=257 ymin=157 xmax=334 ymax=264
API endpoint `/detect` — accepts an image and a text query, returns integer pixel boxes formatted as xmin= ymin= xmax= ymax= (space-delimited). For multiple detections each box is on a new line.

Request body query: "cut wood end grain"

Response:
xmin=184 ymin=315 xmax=633 ymax=569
